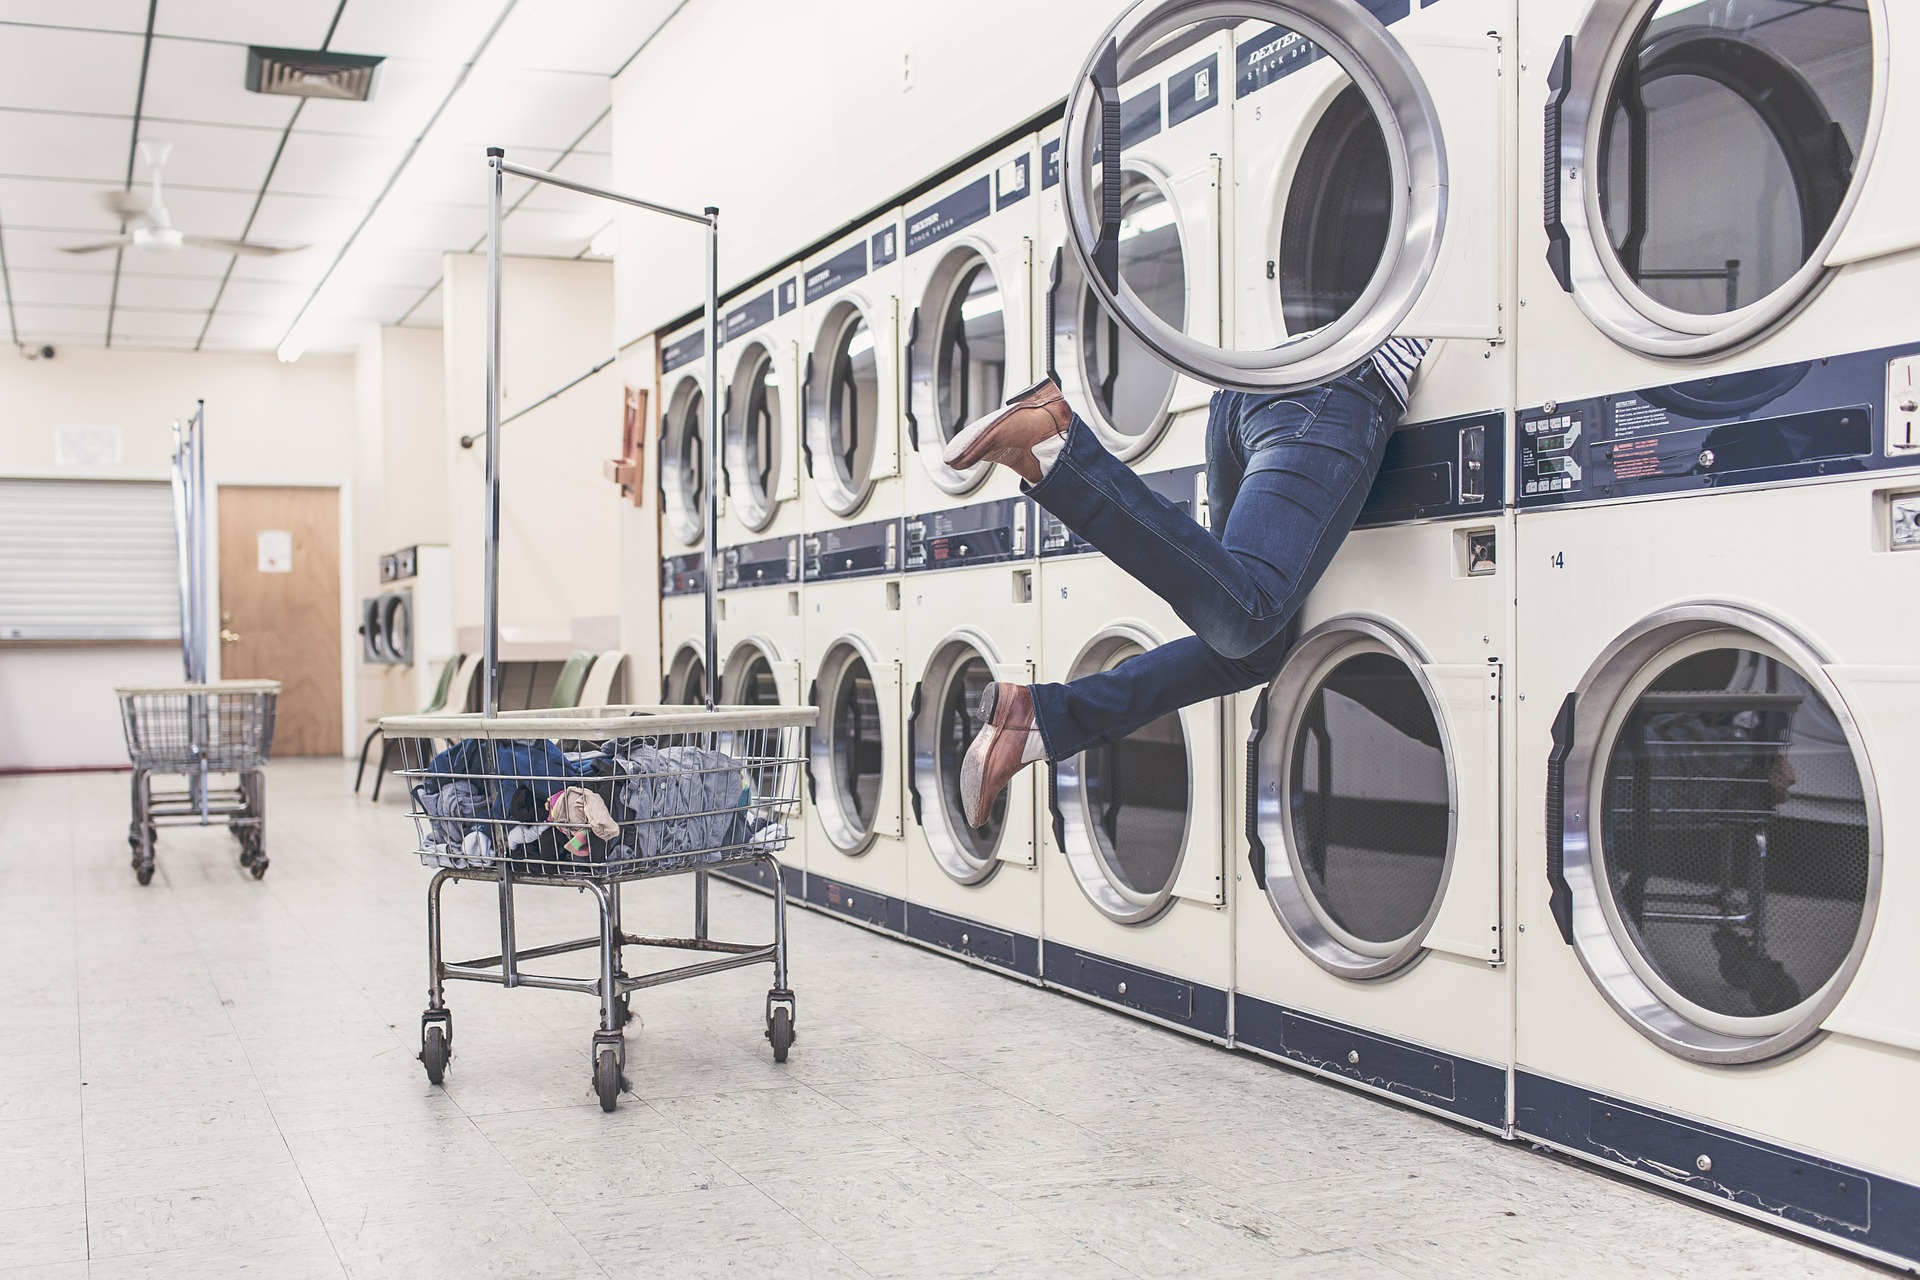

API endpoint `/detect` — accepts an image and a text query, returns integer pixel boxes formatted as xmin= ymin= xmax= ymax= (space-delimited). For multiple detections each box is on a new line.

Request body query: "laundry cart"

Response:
xmin=386 ymin=703 xmax=813 ymax=1111
xmin=117 ymin=680 xmax=280 ymax=885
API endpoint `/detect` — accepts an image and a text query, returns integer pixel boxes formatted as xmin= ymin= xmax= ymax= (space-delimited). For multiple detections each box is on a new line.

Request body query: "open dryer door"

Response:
xmin=1061 ymin=0 xmax=1470 ymax=392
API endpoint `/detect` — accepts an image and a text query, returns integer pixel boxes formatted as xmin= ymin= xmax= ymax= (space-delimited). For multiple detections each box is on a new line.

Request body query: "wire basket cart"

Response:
xmin=386 ymin=704 xmax=813 ymax=1110
xmin=116 ymin=680 xmax=280 ymax=884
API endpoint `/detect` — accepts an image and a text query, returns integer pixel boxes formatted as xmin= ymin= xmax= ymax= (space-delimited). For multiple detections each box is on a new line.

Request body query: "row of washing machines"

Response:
xmin=651 ymin=0 xmax=1920 ymax=1269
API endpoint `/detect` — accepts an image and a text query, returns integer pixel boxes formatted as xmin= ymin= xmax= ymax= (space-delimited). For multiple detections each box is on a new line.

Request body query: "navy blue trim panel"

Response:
xmin=995 ymin=153 xmax=1032 ymax=211
xmin=723 ymin=289 xmax=776 ymax=345
xmin=1355 ymin=411 xmax=1507 ymax=529
xmin=904 ymin=496 xmax=1034 ymax=572
xmin=806 ymin=242 xmax=868 ymax=304
xmin=1519 ymin=342 xmax=1920 ymax=508
xmin=1516 ymin=1072 xmax=1920 ymax=1269
xmin=662 ymin=329 xmax=704 ymax=373
xmin=661 ymin=553 xmax=705 ymax=597
xmin=722 ymin=536 xmax=801 ymax=590
xmin=712 ymin=860 xmax=803 ymax=901
xmin=806 ymin=874 xmax=906 ymax=934
xmin=1040 ymin=464 xmax=1204 ymax=557
xmin=1236 ymin=994 xmax=1507 ymax=1130
xmin=1236 ymin=2 xmax=1412 ymax=100
xmin=1043 ymin=943 xmax=1230 ymax=1038
xmin=908 ymin=177 xmax=992 ymax=256
xmin=905 ymin=904 xmax=1041 ymax=979
xmin=803 ymin=517 xmax=902 ymax=583
xmin=1167 ymin=53 xmax=1221 ymax=127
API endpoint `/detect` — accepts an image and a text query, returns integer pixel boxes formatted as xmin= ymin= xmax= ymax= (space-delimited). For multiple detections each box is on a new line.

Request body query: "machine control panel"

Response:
xmin=1521 ymin=342 xmax=1920 ymax=509
xmin=1040 ymin=464 xmax=1204 ymax=558
xmin=722 ymin=535 xmax=800 ymax=590
xmin=1356 ymin=411 xmax=1506 ymax=528
xmin=661 ymin=552 xmax=705 ymax=597
xmin=803 ymin=517 xmax=900 ymax=583
xmin=904 ymin=497 xmax=1033 ymax=572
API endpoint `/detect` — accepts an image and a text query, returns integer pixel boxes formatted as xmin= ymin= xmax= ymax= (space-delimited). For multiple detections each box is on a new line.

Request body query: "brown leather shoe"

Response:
xmin=960 ymin=682 xmax=1040 ymax=830
xmin=942 ymin=378 xmax=1072 ymax=483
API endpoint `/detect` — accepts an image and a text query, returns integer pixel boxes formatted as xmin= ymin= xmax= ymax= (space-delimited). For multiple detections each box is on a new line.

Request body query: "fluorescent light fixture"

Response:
xmin=1118 ymin=199 xmax=1176 ymax=242
xmin=587 ymin=222 xmax=617 ymax=259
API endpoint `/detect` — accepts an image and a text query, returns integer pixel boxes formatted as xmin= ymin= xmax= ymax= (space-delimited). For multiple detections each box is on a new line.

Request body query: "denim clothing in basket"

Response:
xmin=1024 ymin=361 xmax=1405 ymax=760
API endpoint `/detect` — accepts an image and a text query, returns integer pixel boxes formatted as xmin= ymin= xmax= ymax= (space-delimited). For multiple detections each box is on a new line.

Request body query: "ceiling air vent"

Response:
xmin=246 ymin=47 xmax=384 ymax=101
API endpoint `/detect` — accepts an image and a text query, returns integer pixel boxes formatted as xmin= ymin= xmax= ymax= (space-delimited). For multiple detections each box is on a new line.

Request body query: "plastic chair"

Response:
xmin=356 ymin=654 xmax=477 ymax=800
xmin=577 ymin=651 xmax=628 ymax=709
xmin=549 ymin=649 xmax=596 ymax=709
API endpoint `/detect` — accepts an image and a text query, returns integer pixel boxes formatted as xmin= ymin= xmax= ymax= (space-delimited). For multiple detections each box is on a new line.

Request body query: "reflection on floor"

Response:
xmin=0 ymin=762 xmax=1882 ymax=1279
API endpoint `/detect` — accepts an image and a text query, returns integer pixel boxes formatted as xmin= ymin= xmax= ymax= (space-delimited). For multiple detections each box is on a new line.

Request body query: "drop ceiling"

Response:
xmin=0 ymin=0 xmax=682 ymax=356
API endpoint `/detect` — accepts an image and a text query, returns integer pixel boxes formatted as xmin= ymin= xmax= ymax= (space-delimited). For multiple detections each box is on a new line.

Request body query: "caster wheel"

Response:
xmin=767 ymin=1006 xmax=793 ymax=1064
xmin=249 ymin=857 xmax=269 ymax=880
xmin=1749 ymin=962 xmax=1801 ymax=1016
xmin=421 ymin=1024 xmax=449 ymax=1085
xmin=594 ymin=1046 xmax=622 ymax=1112
xmin=135 ymin=865 xmax=154 ymax=886
xmin=239 ymin=846 xmax=257 ymax=867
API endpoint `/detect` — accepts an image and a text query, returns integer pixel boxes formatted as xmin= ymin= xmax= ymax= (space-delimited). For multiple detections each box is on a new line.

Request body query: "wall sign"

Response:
xmin=257 ymin=529 xmax=293 ymax=573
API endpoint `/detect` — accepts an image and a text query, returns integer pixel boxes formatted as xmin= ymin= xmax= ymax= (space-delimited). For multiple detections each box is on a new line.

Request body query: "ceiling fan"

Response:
xmin=63 ymin=140 xmax=306 ymax=258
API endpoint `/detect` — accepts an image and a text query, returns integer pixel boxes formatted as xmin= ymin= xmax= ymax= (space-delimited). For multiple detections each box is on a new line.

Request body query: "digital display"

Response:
xmin=1536 ymin=432 xmax=1572 ymax=453
xmin=1538 ymin=456 xmax=1573 ymax=477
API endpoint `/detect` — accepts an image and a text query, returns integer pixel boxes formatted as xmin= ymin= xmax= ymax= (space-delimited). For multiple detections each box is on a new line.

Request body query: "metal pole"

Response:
xmin=483 ymin=148 xmax=505 ymax=718
xmin=702 ymin=206 xmax=720 ymax=712
xmin=192 ymin=401 xmax=207 ymax=684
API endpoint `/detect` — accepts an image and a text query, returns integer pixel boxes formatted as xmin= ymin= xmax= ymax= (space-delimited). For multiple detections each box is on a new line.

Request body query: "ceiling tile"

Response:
xmin=147 ymin=185 xmax=258 ymax=240
xmin=519 ymin=149 xmax=610 ymax=214
xmin=325 ymin=0 xmax=514 ymax=65
xmin=572 ymin=114 xmax=611 ymax=155
xmin=199 ymin=310 xmax=288 ymax=349
xmin=491 ymin=0 xmax=682 ymax=75
xmin=115 ymin=335 xmax=203 ymax=350
xmin=270 ymin=129 xmax=412 ymax=199
xmin=499 ymin=208 xmax=604 ymax=258
xmin=344 ymin=245 xmax=445 ymax=289
xmin=0 ymin=176 xmax=123 ymax=233
xmin=0 ymin=3 xmax=152 ymax=34
xmin=4 ymin=268 xmax=115 ymax=308
xmin=245 ymin=192 xmax=365 ymax=246
xmin=214 ymin=277 xmax=309 ymax=315
xmin=432 ymin=66 xmax=609 ymax=152
xmin=390 ymin=142 xmax=559 ymax=209
xmin=151 ymin=0 xmax=337 ymax=49
xmin=401 ymin=288 xmax=442 ymax=326
xmin=140 ymin=120 xmax=285 ymax=189
xmin=142 ymin=36 xmax=300 ymax=130
xmin=0 ymin=25 xmax=143 ymax=115
xmin=1 ymin=227 xmax=130 ymax=272
xmin=12 ymin=303 xmax=110 ymax=341
xmin=226 ymin=244 xmax=340 ymax=282
xmin=115 ymin=272 xmax=223 ymax=310
xmin=364 ymin=201 xmax=487 ymax=252
xmin=296 ymin=58 xmax=461 ymax=140
xmin=109 ymin=308 xmax=212 ymax=339
xmin=0 ymin=110 xmax=130 ymax=183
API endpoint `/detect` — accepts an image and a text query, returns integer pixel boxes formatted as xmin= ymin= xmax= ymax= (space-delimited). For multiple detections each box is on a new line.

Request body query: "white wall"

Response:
xmin=609 ymin=0 xmax=1120 ymax=344
xmin=0 ymin=346 xmax=357 ymax=769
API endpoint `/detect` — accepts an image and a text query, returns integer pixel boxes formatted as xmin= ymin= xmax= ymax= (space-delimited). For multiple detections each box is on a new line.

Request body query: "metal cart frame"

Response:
xmin=117 ymin=680 xmax=279 ymax=884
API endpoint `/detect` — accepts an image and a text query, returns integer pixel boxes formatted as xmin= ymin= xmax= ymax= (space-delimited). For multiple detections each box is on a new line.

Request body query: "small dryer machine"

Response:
xmin=658 ymin=316 xmax=711 ymax=563
xmin=660 ymin=554 xmax=709 ymax=706
xmin=900 ymin=494 xmax=1043 ymax=980
xmin=802 ymin=212 xmax=907 ymax=532
xmin=801 ymin=515 xmax=908 ymax=933
xmin=1036 ymin=473 xmax=1231 ymax=1041
xmin=720 ymin=266 xmax=806 ymax=549
xmin=901 ymin=137 xmax=1040 ymax=513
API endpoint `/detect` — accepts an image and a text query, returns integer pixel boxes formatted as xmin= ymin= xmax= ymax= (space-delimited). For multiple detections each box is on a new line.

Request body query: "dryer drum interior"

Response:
xmin=1561 ymin=610 xmax=1881 ymax=1063
xmin=361 ymin=598 xmax=388 ymax=663
xmin=723 ymin=642 xmax=782 ymax=707
xmin=379 ymin=592 xmax=412 ymax=666
xmin=1280 ymin=84 xmax=1393 ymax=338
xmin=725 ymin=342 xmax=782 ymax=532
xmin=916 ymin=249 xmax=1009 ymax=492
xmin=664 ymin=644 xmax=707 ymax=706
xmin=913 ymin=638 xmax=1007 ymax=884
xmin=811 ymin=303 xmax=883 ymax=514
xmin=811 ymin=640 xmax=886 ymax=852
xmin=1256 ymin=623 xmax=1454 ymax=978
xmin=662 ymin=378 xmax=707 ymax=545
xmin=1053 ymin=630 xmax=1192 ymax=924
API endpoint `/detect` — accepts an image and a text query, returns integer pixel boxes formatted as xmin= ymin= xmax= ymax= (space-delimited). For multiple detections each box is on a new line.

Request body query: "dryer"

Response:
xmin=900 ymin=495 xmax=1043 ymax=980
xmin=802 ymin=213 xmax=906 ymax=533
xmin=901 ymin=137 xmax=1040 ymax=514
xmin=720 ymin=267 xmax=806 ymax=549
xmin=660 ymin=554 xmax=709 ymax=706
xmin=1036 ymin=23 xmax=1230 ymax=474
xmin=1036 ymin=494 xmax=1231 ymax=1041
xmin=801 ymin=515 xmax=908 ymax=933
xmin=658 ymin=316 xmax=711 ymax=564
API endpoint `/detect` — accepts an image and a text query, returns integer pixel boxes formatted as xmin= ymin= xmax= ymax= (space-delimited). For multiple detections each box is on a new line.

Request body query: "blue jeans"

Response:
xmin=1026 ymin=363 xmax=1401 ymax=759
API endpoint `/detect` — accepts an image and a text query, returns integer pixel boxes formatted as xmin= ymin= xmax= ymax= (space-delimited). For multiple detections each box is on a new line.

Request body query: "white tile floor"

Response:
xmin=0 ymin=761 xmax=1887 ymax=1279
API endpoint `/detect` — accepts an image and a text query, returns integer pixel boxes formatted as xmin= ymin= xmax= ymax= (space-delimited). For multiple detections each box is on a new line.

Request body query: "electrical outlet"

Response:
xmin=1889 ymin=356 xmax=1920 ymax=455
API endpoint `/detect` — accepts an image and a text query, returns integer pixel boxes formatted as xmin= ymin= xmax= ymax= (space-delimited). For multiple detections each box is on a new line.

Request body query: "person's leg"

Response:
xmin=1030 ymin=629 xmax=1289 ymax=760
xmin=1025 ymin=365 xmax=1396 ymax=660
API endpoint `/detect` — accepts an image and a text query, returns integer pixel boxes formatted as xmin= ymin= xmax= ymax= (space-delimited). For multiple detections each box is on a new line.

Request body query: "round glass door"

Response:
xmin=1254 ymin=622 xmax=1453 ymax=978
xmin=723 ymin=643 xmax=782 ymax=706
xmin=913 ymin=251 xmax=1009 ymax=493
xmin=1557 ymin=0 xmax=1875 ymax=355
xmin=725 ymin=341 xmax=784 ymax=533
xmin=912 ymin=637 xmax=1006 ymax=883
xmin=811 ymin=641 xmax=886 ymax=852
xmin=661 ymin=376 xmax=706 ymax=546
xmin=1060 ymin=0 xmax=1444 ymax=391
xmin=664 ymin=645 xmax=706 ymax=706
xmin=1053 ymin=630 xmax=1191 ymax=923
xmin=807 ymin=303 xmax=883 ymax=517
xmin=1562 ymin=608 xmax=1880 ymax=1063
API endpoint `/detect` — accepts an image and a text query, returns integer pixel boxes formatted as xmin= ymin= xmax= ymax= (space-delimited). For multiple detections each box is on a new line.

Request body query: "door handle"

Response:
xmin=220 ymin=628 xmax=242 ymax=644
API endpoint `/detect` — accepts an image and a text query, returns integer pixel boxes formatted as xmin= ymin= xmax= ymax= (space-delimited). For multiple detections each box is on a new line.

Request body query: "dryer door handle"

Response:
xmin=1544 ymin=36 xmax=1574 ymax=293
xmin=1243 ymin=688 xmax=1271 ymax=892
xmin=1091 ymin=36 xmax=1123 ymax=294
xmin=1044 ymin=247 xmax=1063 ymax=386
xmin=903 ymin=307 xmax=921 ymax=453
xmin=1545 ymin=692 xmax=1577 ymax=944
xmin=800 ymin=352 xmax=816 ymax=478
xmin=904 ymin=680 xmax=924 ymax=827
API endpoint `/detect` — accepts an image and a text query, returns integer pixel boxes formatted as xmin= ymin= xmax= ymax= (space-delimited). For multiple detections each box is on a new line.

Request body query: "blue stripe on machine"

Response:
xmin=805 ymin=242 xmax=868 ymax=303
xmin=995 ymin=153 xmax=1032 ymax=210
xmin=1236 ymin=1 xmax=1411 ymax=99
xmin=661 ymin=329 xmax=704 ymax=372
xmin=907 ymin=176 xmax=992 ymax=256
xmin=1167 ymin=52 xmax=1220 ymax=126
xmin=723 ymin=289 xmax=776 ymax=344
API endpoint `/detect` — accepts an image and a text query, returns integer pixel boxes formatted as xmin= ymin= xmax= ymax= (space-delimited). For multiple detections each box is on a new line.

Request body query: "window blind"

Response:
xmin=0 ymin=478 xmax=181 ymax=641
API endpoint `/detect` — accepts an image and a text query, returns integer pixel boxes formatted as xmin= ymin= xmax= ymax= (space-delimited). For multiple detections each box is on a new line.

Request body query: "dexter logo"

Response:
xmin=1247 ymin=30 xmax=1304 ymax=64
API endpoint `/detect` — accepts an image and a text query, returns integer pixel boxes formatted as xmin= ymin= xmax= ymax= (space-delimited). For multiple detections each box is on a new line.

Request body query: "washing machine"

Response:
xmin=901 ymin=137 xmax=1040 ymax=514
xmin=1036 ymin=23 xmax=1230 ymax=475
xmin=899 ymin=494 xmax=1043 ymax=979
xmin=801 ymin=514 xmax=908 ymax=933
xmin=802 ymin=212 xmax=906 ymax=533
xmin=1512 ymin=1 xmax=1920 ymax=1265
xmin=660 ymin=553 xmax=709 ymax=706
xmin=658 ymin=316 xmax=711 ymax=564
xmin=1036 ymin=521 xmax=1231 ymax=1040
xmin=712 ymin=532 xmax=807 ymax=897
xmin=720 ymin=266 xmax=806 ymax=550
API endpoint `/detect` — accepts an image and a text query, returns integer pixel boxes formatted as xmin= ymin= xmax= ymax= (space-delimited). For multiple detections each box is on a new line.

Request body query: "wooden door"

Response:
xmin=217 ymin=486 xmax=342 ymax=756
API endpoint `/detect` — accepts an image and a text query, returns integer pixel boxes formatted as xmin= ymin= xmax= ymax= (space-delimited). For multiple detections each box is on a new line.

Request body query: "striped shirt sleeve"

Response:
xmin=1369 ymin=337 xmax=1431 ymax=407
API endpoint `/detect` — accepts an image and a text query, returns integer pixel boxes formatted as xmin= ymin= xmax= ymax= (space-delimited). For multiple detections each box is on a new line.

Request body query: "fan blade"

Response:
xmin=98 ymin=189 xmax=151 ymax=222
xmin=61 ymin=238 xmax=134 ymax=254
xmin=182 ymin=235 xmax=306 ymax=257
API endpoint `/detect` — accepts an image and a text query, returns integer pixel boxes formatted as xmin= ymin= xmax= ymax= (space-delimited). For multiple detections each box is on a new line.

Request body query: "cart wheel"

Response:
xmin=249 ymin=856 xmax=269 ymax=880
xmin=1749 ymin=961 xmax=1801 ymax=1016
xmin=421 ymin=1024 xmax=449 ymax=1085
xmin=767 ymin=1005 xmax=793 ymax=1064
xmin=238 ymin=845 xmax=257 ymax=867
xmin=136 ymin=865 xmax=154 ymax=887
xmin=594 ymin=1046 xmax=621 ymax=1112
